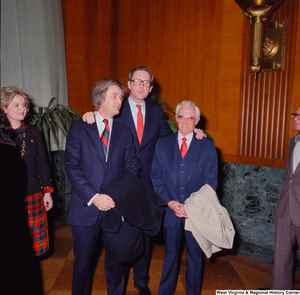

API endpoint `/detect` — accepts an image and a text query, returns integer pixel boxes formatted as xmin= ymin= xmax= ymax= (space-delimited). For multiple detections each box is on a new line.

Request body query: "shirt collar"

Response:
xmin=128 ymin=96 xmax=145 ymax=110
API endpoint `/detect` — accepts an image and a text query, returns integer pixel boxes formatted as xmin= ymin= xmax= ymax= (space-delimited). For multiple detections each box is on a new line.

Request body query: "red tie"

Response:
xmin=136 ymin=104 xmax=143 ymax=144
xmin=180 ymin=137 xmax=187 ymax=158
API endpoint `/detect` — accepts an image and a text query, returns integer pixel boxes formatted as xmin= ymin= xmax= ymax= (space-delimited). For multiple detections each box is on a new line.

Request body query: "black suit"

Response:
xmin=114 ymin=97 xmax=172 ymax=287
xmin=65 ymin=119 xmax=139 ymax=295
xmin=13 ymin=124 xmax=51 ymax=196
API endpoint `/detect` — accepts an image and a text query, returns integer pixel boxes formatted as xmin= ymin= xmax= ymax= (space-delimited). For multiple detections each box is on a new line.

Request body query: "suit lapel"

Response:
xmin=185 ymin=135 xmax=203 ymax=186
xmin=122 ymin=99 xmax=136 ymax=132
xmin=121 ymin=99 xmax=140 ymax=147
xmin=83 ymin=122 xmax=106 ymax=163
xmin=286 ymin=140 xmax=296 ymax=177
xmin=142 ymin=101 xmax=153 ymax=145
xmin=107 ymin=120 xmax=120 ymax=164
xmin=167 ymin=133 xmax=180 ymax=187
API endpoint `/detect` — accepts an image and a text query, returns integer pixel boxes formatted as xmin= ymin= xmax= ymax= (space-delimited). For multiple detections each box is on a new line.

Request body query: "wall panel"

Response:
xmin=237 ymin=0 xmax=299 ymax=168
xmin=116 ymin=0 xmax=243 ymax=163
xmin=63 ymin=0 xmax=300 ymax=167
xmin=62 ymin=0 xmax=112 ymax=114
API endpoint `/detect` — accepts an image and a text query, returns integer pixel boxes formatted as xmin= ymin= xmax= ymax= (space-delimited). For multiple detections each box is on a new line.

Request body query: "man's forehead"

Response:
xmin=179 ymin=106 xmax=195 ymax=114
xmin=107 ymin=85 xmax=121 ymax=92
xmin=132 ymin=70 xmax=150 ymax=79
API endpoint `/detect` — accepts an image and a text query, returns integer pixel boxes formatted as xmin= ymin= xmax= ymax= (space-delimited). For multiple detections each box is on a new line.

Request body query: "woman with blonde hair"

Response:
xmin=1 ymin=86 xmax=53 ymax=256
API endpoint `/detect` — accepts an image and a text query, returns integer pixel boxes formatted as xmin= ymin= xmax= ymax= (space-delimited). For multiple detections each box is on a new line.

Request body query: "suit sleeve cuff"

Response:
xmin=87 ymin=193 xmax=99 ymax=206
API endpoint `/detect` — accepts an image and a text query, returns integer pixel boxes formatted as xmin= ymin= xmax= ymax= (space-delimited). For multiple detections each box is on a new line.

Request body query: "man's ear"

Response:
xmin=127 ymin=80 xmax=131 ymax=90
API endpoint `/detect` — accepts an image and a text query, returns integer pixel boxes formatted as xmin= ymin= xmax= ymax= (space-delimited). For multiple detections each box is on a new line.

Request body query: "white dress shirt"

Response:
xmin=128 ymin=96 xmax=146 ymax=129
xmin=177 ymin=131 xmax=193 ymax=151
xmin=88 ymin=113 xmax=113 ymax=206
xmin=95 ymin=112 xmax=113 ymax=154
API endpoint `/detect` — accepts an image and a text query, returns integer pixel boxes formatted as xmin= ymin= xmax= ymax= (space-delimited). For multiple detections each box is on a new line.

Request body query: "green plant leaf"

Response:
xmin=26 ymin=97 xmax=82 ymax=162
xmin=48 ymin=97 xmax=56 ymax=108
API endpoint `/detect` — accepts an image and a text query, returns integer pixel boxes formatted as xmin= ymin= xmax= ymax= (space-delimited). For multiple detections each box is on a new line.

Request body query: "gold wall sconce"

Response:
xmin=234 ymin=0 xmax=286 ymax=80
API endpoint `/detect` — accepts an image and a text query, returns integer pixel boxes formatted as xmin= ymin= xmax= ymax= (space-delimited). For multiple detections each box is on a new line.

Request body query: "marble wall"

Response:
xmin=51 ymin=151 xmax=71 ymax=213
xmin=52 ymin=154 xmax=286 ymax=251
xmin=51 ymin=154 xmax=291 ymax=262
xmin=218 ymin=162 xmax=286 ymax=249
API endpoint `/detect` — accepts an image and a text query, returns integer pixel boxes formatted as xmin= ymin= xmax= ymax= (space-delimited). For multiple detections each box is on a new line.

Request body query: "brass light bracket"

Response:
xmin=235 ymin=0 xmax=285 ymax=80
xmin=252 ymin=18 xmax=287 ymax=73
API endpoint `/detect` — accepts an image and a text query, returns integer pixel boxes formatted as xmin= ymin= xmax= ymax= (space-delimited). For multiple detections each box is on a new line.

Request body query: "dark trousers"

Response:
xmin=159 ymin=218 xmax=203 ymax=295
xmin=124 ymin=233 xmax=151 ymax=287
xmin=135 ymin=233 xmax=152 ymax=286
xmin=71 ymin=216 xmax=126 ymax=295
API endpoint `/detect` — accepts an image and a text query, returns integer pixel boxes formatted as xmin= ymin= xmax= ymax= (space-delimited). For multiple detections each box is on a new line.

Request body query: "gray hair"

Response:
xmin=92 ymin=78 xmax=126 ymax=110
xmin=175 ymin=100 xmax=201 ymax=121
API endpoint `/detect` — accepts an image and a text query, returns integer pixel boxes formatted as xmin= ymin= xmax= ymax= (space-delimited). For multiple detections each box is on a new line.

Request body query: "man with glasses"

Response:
xmin=114 ymin=66 xmax=172 ymax=294
xmin=83 ymin=67 xmax=204 ymax=294
xmin=271 ymin=107 xmax=300 ymax=290
xmin=151 ymin=100 xmax=218 ymax=295
xmin=83 ymin=67 xmax=171 ymax=294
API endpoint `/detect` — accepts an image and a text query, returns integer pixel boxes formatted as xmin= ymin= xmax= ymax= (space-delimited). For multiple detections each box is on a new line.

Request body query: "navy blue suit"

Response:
xmin=151 ymin=132 xmax=218 ymax=295
xmin=65 ymin=119 xmax=139 ymax=295
xmin=114 ymin=97 xmax=172 ymax=286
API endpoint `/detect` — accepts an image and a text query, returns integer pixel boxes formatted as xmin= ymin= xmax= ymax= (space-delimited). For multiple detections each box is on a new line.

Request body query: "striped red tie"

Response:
xmin=180 ymin=137 xmax=187 ymax=158
xmin=101 ymin=119 xmax=110 ymax=160
xmin=136 ymin=104 xmax=144 ymax=144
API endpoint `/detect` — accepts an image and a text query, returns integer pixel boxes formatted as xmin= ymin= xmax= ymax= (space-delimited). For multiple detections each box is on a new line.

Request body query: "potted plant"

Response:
xmin=26 ymin=97 xmax=81 ymax=160
xmin=26 ymin=98 xmax=81 ymax=214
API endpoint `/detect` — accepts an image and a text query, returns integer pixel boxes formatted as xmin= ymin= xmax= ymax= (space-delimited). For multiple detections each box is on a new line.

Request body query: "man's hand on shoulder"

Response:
xmin=93 ymin=194 xmax=115 ymax=211
xmin=194 ymin=128 xmax=206 ymax=140
xmin=82 ymin=111 xmax=97 ymax=124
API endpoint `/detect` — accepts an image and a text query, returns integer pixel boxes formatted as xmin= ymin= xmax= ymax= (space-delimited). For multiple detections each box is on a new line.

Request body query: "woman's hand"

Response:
xmin=44 ymin=192 xmax=53 ymax=211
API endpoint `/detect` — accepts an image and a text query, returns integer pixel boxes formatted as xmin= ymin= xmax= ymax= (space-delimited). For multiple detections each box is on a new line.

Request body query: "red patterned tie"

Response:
xmin=136 ymin=104 xmax=144 ymax=144
xmin=101 ymin=119 xmax=110 ymax=160
xmin=180 ymin=137 xmax=187 ymax=158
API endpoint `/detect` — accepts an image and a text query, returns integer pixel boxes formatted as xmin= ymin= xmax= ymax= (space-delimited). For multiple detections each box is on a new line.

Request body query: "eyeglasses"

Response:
xmin=177 ymin=115 xmax=195 ymax=122
xmin=291 ymin=113 xmax=300 ymax=120
xmin=131 ymin=78 xmax=151 ymax=88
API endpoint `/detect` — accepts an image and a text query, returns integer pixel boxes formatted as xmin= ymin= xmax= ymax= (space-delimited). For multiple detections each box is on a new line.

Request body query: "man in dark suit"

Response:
xmin=115 ymin=66 xmax=172 ymax=294
xmin=151 ymin=100 xmax=218 ymax=295
xmin=82 ymin=67 xmax=205 ymax=294
xmin=65 ymin=78 xmax=140 ymax=295
xmin=83 ymin=66 xmax=172 ymax=295
xmin=271 ymin=106 xmax=300 ymax=289
xmin=117 ymin=66 xmax=174 ymax=294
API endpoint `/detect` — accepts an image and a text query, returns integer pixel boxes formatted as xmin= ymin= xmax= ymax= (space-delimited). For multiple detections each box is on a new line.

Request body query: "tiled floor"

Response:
xmin=40 ymin=222 xmax=300 ymax=295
